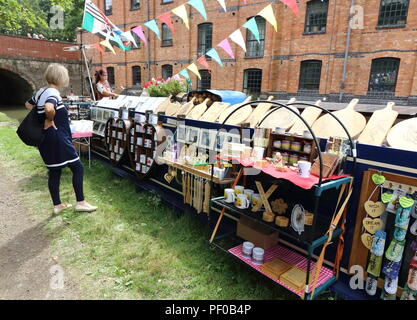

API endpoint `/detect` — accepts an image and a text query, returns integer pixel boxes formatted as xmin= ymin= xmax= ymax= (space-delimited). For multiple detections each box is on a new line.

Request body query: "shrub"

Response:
xmin=144 ymin=77 xmax=187 ymax=97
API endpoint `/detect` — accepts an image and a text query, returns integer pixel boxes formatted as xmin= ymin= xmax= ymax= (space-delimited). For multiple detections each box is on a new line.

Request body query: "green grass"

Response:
xmin=0 ymin=112 xmax=293 ymax=300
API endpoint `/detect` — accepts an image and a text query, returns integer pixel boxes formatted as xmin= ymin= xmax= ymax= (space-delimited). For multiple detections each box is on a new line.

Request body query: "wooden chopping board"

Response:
xmin=245 ymin=96 xmax=274 ymax=128
xmin=312 ymin=99 xmax=366 ymax=139
xmin=387 ymin=118 xmax=417 ymax=151
xmin=173 ymin=97 xmax=196 ymax=117
xmin=289 ymin=100 xmax=322 ymax=135
xmin=217 ymin=96 xmax=252 ymax=125
xmin=199 ymin=101 xmax=230 ymax=122
xmin=154 ymin=95 xmax=172 ymax=114
xmin=258 ymin=103 xmax=300 ymax=130
xmin=358 ymin=102 xmax=398 ymax=146
xmin=187 ymin=98 xmax=209 ymax=120
xmin=164 ymin=102 xmax=182 ymax=117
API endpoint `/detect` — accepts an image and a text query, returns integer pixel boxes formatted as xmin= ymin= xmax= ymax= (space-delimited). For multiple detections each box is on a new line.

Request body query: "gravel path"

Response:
xmin=0 ymin=164 xmax=79 ymax=300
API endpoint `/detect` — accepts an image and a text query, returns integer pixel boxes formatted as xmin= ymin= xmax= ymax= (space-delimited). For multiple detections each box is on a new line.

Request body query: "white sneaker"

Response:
xmin=53 ymin=204 xmax=72 ymax=215
xmin=75 ymin=203 xmax=98 ymax=212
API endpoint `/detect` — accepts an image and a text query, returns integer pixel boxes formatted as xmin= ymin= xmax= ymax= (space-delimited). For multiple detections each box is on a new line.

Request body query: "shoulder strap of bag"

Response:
xmin=35 ymin=88 xmax=48 ymax=107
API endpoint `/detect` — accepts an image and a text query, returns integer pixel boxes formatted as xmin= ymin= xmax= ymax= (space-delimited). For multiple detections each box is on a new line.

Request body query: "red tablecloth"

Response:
xmin=217 ymin=156 xmax=348 ymax=189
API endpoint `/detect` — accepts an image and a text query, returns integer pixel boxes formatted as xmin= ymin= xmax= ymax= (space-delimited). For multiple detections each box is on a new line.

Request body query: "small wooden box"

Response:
xmin=260 ymin=258 xmax=292 ymax=280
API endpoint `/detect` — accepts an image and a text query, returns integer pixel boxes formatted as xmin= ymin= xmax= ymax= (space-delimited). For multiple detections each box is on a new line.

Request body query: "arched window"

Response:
xmin=368 ymin=58 xmax=400 ymax=94
xmin=197 ymin=70 xmax=211 ymax=90
xmin=106 ymin=67 xmax=115 ymax=86
xmin=132 ymin=66 xmax=141 ymax=87
xmin=197 ymin=23 xmax=213 ymax=57
xmin=162 ymin=64 xmax=173 ymax=80
xmin=245 ymin=16 xmax=266 ymax=58
xmin=161 ymin=24 xmax=173 ymax=46
xmin=378 ymin=0 xmax=409 ymax=27
xmin=243 ymin=69 xmax=262 ymax=95
xmin=299 ymin=60 xmax=322 ymax=91
xmin=304 ymin=0 xmax=329 ymax=33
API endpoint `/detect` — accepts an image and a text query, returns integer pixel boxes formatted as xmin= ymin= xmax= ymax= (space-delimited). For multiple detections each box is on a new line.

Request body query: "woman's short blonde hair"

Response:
xmin=44 ymin=63 xmax=69 ymax=88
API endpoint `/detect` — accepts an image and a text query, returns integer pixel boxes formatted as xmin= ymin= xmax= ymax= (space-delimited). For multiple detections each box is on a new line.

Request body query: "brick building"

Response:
xmin=82 ymin=0 xmax=417 ymax=105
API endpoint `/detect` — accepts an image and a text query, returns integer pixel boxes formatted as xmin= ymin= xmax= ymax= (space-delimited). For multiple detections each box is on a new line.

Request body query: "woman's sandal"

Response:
xmin=53 ymin=203 xmax=73 ymax=215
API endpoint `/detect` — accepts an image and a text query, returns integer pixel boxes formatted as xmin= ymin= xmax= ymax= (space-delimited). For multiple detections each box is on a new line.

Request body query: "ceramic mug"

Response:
xmin=234 ymin=186 xmax=244 ymax=195
xmin=244 ymin=189 xmax=254 ymax=201
xmin=224 ymin=188 xmax=236 ymax=203
xmin=235 ymin=194 xmax=250 ymax=209
xmin=298 ymin=160 xmax=312 ymax=178
xmin=251 ymin=194 xmax=261 ymax=208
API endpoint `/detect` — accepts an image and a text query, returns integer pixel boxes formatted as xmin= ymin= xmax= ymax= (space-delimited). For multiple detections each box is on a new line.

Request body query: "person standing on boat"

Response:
xmin=25 ymin=64 xmax=98 ymax=215
xmin=95 ymin=69 xmax=118 ymax=100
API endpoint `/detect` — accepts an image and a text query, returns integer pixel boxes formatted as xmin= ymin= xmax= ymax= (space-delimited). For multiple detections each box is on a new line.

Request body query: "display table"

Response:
xmin=72 ymin=131 xmax=92 ymax=168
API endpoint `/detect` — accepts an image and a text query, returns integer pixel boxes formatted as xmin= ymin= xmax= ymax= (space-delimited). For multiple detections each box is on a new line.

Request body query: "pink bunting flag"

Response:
xmin=197 ymin=56 xmax=210 ymax=71
xmin=217 ymin=38 xmax=234 ymax=59
xmin=158 ymin=12 xmax=175 ymax=34
xmin=91 ymin=43 xmax=104 ymax=56
xmin=280 ymin=0 xmax=299 ymax=17
xmin=131 ymin=26 xmax=147 ymax=46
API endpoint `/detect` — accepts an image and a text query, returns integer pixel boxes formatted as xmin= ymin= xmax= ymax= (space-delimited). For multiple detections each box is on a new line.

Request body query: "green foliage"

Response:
xmin=0 ymin=0 xmax=84 ymax=42
xmin=145 ymin=78 xmax=187 ymax=97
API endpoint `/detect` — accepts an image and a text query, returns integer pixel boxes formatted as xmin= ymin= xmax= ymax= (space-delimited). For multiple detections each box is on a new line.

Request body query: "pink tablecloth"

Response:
xmin=72 ymin=131 xmax=93 ymax=138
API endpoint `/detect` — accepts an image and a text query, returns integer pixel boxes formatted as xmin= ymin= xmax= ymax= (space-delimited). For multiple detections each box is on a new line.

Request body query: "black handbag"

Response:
xmin=16 ymin=89 xmax=47 ymax=147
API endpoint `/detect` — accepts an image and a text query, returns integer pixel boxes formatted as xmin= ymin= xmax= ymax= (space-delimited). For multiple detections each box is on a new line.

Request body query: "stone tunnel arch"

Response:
xmin=0 ymin=67 xmax=36 ymax=105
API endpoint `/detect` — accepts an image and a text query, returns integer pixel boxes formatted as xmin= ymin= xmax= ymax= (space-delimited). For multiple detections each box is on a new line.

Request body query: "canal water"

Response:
xmin=0 ymin=105 xmax=28 ymax=122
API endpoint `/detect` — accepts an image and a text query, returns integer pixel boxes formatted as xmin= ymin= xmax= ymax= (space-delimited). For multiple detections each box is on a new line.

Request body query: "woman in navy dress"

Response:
xmin=25 ymin=64 xmax=97 ymax=215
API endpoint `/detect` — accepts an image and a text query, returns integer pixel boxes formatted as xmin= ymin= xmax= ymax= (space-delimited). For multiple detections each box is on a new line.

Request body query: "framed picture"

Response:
xmin=215 ymin=131 xmax=240 ymax=151
xmin=176 ymin=123 xmax=187 ymax=143
xmin=198 ymin=129 xmax=216 ymax=150
xmin=186 ymin=126 xmax=201 ymax=145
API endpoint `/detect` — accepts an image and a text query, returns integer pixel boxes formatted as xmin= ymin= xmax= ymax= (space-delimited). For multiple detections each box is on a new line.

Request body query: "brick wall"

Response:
xmin=0 ymin=34 xmax=80 ymax=61
xmin=83 ymin=0 xmax=417 ymax=102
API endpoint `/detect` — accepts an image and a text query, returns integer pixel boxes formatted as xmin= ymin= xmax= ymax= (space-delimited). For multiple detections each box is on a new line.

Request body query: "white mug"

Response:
xmin=244 ymin=189 xmax=254 ymax=201
xmin=252 ymin=147 xmax=265 ymax=160
xmin=252 ymin=194 xmax=261 ymax=208
xmin=298 ymin=160 xmax=312 ymax=178
xmin=224 ymin=189 xmax=236 ymax=203
xmin=234 ymin=186 xmax=244 ymax=195
xmin=235 ymin=194 xmax=250 ymax=209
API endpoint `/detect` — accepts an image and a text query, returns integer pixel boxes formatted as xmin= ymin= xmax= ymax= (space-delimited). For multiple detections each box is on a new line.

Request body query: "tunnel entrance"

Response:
xmin=0 ymin=68 xmax=34 ymax=105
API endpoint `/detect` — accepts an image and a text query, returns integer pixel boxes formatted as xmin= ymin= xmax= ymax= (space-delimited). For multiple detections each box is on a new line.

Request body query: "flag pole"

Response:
xmin=81 ymin=45 xmax=96 ymax=102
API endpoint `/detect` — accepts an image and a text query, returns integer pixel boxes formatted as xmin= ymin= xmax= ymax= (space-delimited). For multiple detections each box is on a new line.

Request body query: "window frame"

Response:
xmin=245 ymin=16 xmax=266 ymax=59
xmin=197 ymin=23 xmax=213 ymax=58
xmin=107 ymin=66 xmax=115 ymax=87
xmin=298 ymin=60 xmax=322 ymax=92
xmin=132 ymin=66 xmax=141 ymax=87
xmin=377 ymin=0 xmax=409 ymax=28
xmin=104 ymin=0 xmax=113 ymax=16
xmin=161 ymin=23 xmax=173 ymax=47
xmin=130 ymin=0 xmax=140 ymax=11
xmin=243 ymin=68 xmax=262 ymax=96
xmin=367 ymin=57 xmax=400 ymax=95
xmin=304 ymin=0 xmax=329 ymax=34
xmin=197 ymin=70 xmax=211 ymax=91
xmin=162 ymin=64 xmax=173 ymax=80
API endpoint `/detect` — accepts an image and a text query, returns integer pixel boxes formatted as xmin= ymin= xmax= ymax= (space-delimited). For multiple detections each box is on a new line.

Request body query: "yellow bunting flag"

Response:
xmin=172 ymin=5 xmax=189 ymax=30
xmin=258 ymin=4 xmax=278 ymax=32
xmin=187 ymin=63 xmax=201 ymax=79
xmin=100 ymin=39 xmax=116 ymax=55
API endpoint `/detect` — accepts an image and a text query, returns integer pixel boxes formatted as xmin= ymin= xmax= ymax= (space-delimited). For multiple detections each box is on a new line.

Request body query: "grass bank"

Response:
xmin=0 ymin=112 xmax=294 ymax=300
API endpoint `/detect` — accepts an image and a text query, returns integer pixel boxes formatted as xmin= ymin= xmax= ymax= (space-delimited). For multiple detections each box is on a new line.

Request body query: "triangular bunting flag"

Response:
xmin=172 ymin=5 xmax=189 ymax=30
xmin=258 ymin=4 xmax=278 ymax=32
xmin=91 ymin=43 xmax=105 ymax=56
xmin=243 ymin=17 xmax=260 ymax=43
xmin=187 ymin=63 xmax=201 ymax=79
xmin=197 ymin=56 xmax=210 ymax=71
xmin=100 ymin=39 xmax=116 ymax=55
xmin=158 ymin=12 xmax=175 ymax=34
xmin=280 ymin=0 xmax=299 ymax=17
xmin=218 ymin=38 xmax=235 ymax=59
xmin=188 ymin=0 xmax=208 ymax=21
xmin=216 ymin=0 xmax=227 ymax=12
xmin=206 ymin=48 xmax=223 ymax=67
xmin=229 ymin=29 xmax=246 ymax=52
xmin=82 ymin=12 xmax=104 ymax=33
xmin=144 ymin=19 xmax=161 ymax=40
xmin=132 ymin=26 xmax=147 ymax=46
xmin=110 ymin=34 xmax=127 ymax=50
xmin=121 ymin=31 xmax=138 ymax=48
xmin=172 ymin=74 xmax=182 ymax=81
xmin=179 ymin=69 xmax=190 ymax=79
